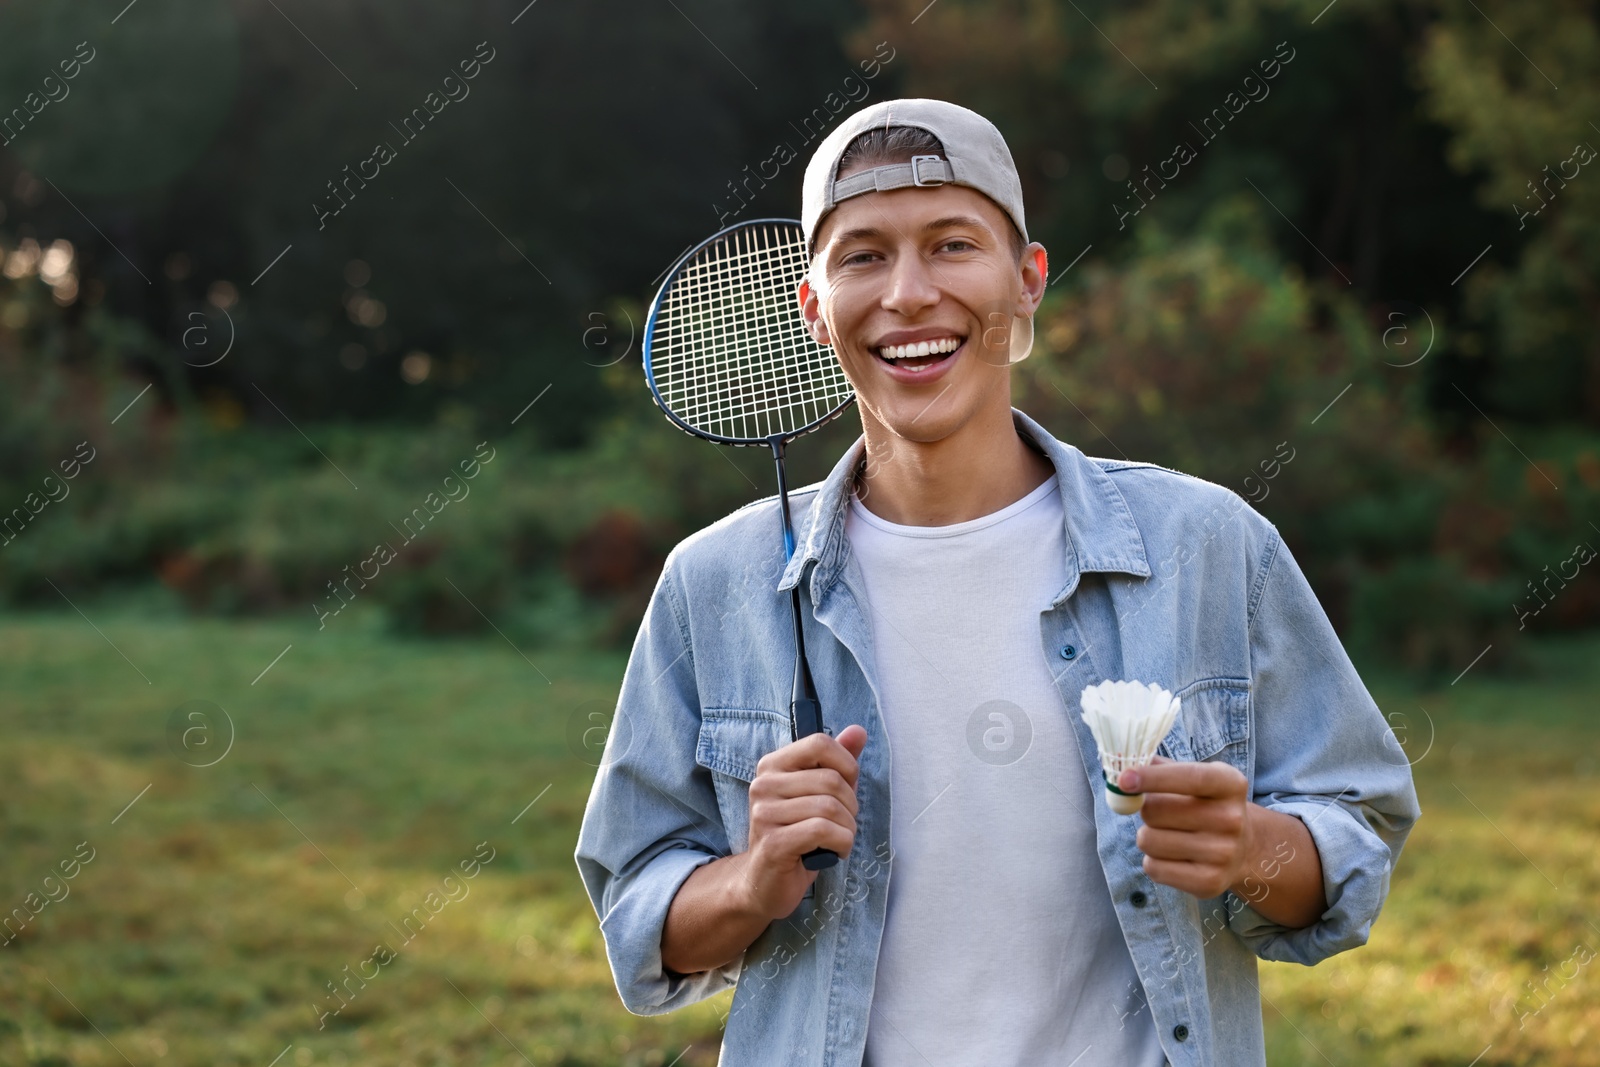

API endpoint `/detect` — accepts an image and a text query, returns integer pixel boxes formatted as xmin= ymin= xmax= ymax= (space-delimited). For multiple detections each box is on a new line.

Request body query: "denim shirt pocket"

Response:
xmin=1160 ymin=677 xmax=1252 ymax=777
xmin=695 ymin=707 xmax=792 ymax=855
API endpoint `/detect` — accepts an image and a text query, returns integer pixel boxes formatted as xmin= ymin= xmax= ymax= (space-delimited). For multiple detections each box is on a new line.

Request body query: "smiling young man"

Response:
xmin=575 ymin=98 xmax=1420 ymax=1067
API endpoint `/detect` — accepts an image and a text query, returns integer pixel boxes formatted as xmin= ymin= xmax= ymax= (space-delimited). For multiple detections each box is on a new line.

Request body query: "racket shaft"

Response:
xmin=772 ymin=414 xmax=837 ymax=869
xmin=792 ymin=693 xmax=824 ymax=738
xmin=787 ymin=555 xmax=837 ymax=870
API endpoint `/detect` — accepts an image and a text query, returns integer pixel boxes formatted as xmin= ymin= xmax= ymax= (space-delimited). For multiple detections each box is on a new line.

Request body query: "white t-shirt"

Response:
xmin=846 ymin=473 xmax=1167 ymax=1067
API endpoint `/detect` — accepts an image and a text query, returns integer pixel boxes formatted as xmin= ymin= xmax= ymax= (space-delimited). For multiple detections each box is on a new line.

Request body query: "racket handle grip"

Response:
xmin=791 ymin=695 xmax=838 ymax=869
xmin=802 ymin=846 xmax=839 ymax=870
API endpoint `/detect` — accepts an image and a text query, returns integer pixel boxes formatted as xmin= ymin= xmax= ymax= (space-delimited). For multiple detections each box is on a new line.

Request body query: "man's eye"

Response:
xmin=841 ymin=251 xmax=875 ymax=266
xmin=941 ymin=239 xmax=973 ymax=253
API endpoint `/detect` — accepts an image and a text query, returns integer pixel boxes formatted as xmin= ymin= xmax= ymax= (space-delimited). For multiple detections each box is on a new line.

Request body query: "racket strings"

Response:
xmin=658 ymin=227 xmax=825 ymax=431
xmin=650 ymin=221 xmax=854 ymax=442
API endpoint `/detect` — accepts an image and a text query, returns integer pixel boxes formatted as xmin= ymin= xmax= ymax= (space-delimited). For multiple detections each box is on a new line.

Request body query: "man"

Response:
xmin=575 ymin=98 xmax=1419 ymax=1067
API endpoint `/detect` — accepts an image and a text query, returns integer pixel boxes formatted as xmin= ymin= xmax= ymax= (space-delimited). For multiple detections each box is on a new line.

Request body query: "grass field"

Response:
xmin=0 ymin=600 xmax=1595 ymax=1066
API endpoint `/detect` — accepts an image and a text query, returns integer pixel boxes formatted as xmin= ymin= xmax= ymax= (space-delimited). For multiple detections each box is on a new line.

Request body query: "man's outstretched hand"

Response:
xmin=1120 ymin=755 xmax=1327 ymax=929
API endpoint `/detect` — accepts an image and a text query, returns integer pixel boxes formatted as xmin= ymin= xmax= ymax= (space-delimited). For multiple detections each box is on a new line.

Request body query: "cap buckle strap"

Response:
xmin=910 ymin=154 xmax=948 ymax=186
xmin=827 ymin=157 xmax=956 ymax=205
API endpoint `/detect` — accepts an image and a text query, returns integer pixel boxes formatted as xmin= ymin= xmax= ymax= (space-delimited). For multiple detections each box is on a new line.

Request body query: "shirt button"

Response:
xmin=1059 ymin=645 xmax=1077 ymax=660
xmin=1173 ymin=1024 xmax=1190 ymax=1042
xmin=1130 ymin=890 xmax=1147 ymax=908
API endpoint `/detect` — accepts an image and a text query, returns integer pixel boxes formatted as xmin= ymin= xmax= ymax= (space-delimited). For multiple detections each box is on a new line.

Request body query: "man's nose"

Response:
xmin=880 ymin=247 xmax=941 ymax=316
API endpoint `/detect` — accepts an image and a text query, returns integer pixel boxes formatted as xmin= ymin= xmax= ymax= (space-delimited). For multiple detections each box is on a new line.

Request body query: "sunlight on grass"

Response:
xmin=1259 ymin=638 xmax=1600 ymax=1067
xmin=0 ymin=610 xmax=729 ymax=1066
xmin=0 ymin=610 xmax=1594 ymax=1065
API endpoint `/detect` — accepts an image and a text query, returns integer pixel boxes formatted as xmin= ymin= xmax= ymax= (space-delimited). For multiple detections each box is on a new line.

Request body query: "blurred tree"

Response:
xmin=1415 ymin=0 xmax=1600 ymax=425
xmin=845 ymin=0 xmax=1600 ymax=444
xmin=3 ymin=0 xmax=1598 ymax=663
xmin=851 ymin=0 xmax=1507 ymax=305
xmin=0 ymin=0 xmax=868 ymax=445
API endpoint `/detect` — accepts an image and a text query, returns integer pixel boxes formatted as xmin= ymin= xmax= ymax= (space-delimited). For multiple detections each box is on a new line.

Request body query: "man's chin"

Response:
xmin=863 ymin=393 xmax=976 ymax=445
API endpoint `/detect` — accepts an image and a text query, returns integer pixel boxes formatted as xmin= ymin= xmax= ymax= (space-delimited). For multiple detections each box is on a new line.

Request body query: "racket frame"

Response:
xmin=641 ymin=217 xmax=856 ymax=448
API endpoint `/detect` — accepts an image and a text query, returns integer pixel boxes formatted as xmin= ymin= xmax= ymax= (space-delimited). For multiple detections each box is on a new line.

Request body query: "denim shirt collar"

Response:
xmin=777 ymin=407 xmax=1152 ymax=602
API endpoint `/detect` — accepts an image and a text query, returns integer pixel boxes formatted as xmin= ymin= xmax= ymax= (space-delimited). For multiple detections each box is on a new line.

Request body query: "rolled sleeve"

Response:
xmin=595 ymin=843 xmax=742 ymax=1014
xmin=573 ymin=551 xmax=742 ymax=1015
xmin=1228 ymin=528 xmax=1421 ymax=966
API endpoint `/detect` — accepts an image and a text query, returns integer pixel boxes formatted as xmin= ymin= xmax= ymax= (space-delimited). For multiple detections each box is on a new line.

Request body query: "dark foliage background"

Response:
xmin=1 ymin=0 xmax=1596 ymax=675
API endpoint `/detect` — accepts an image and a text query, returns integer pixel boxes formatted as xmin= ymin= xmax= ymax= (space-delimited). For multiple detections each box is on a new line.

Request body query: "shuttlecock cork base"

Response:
xmin=1080 ymin=679 xmax=1182 ymax=816
xmin=1104 ymin=778 xmax=1147 ymax=816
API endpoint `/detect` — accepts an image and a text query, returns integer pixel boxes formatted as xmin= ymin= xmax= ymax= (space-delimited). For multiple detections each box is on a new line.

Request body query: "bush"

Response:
xmin=1019 ymin=202 xmax=1600 ymax=669
xmin=4 ymin=206 xmax=1595 ymax=667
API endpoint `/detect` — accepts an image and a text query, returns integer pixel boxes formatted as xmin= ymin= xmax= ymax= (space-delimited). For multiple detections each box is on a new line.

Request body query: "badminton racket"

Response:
xmin=643 ymin=217 xmax=856 ymax=870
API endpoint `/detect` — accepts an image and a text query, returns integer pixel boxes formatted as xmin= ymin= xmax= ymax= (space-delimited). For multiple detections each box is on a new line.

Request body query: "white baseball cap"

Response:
xmin=801 ymin=98 xmax=1037 ymax=363
xmin=802 ymin=97 xmax=1029 ymax=256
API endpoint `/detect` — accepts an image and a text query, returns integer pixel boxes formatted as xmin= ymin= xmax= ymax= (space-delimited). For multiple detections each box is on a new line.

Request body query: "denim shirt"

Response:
xmin=574 ymin=407 xmax=1421 ymax=1067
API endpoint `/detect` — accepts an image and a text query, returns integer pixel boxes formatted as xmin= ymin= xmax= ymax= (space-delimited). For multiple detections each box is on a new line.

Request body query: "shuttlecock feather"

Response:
xmin=1079 ymin=680 xmax=1181 ymax=815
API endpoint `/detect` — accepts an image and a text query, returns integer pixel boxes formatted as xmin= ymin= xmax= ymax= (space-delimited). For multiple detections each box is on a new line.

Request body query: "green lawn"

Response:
xmin=0 ymin=604 xmax=1594 ymax=1066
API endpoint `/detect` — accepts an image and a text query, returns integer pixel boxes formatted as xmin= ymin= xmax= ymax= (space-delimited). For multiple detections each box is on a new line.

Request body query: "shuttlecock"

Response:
xmin=1079 ymin=680 xmax=1181 ymax=815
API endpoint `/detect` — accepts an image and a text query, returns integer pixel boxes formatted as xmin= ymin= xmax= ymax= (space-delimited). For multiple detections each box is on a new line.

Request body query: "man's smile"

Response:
xmin=871 ymin=332 xmax=967 ymax=378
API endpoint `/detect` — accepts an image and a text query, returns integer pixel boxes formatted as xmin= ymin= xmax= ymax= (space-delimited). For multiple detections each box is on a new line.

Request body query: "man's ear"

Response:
xmin=1015 ymin=243 xmax=1048 ymax=318
xmin=797 ymin=277 xmax=832 ymax=346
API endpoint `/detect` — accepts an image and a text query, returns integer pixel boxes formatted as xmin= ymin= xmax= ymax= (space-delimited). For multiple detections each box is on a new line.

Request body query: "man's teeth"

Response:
xmin=877 ymin=337 xmax=962 ymax=361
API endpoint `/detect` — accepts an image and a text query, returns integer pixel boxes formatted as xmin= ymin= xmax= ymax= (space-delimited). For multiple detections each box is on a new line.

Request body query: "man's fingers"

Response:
xmin=1119 ymin=759 xmax=1245 ymax=799
xmin=1134 ymin=825 xmax=1237 ymax=867
xmin=758 ymin=731 xmax=861 ymax=784
xmin=752 ymin=793 xmax=857 ymax=834
xmin=772 ymin=816 xmax=856 ymax=860
xmin=1140 ymin=855 xmax=1233 ymax=899
xmin=751 ymin=768 xmax=859 ymax=818
xmin=1137 ymin=793 xmax=1237 ymax=833
xmin=835 ymin=723 xmax=869 ymax=758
